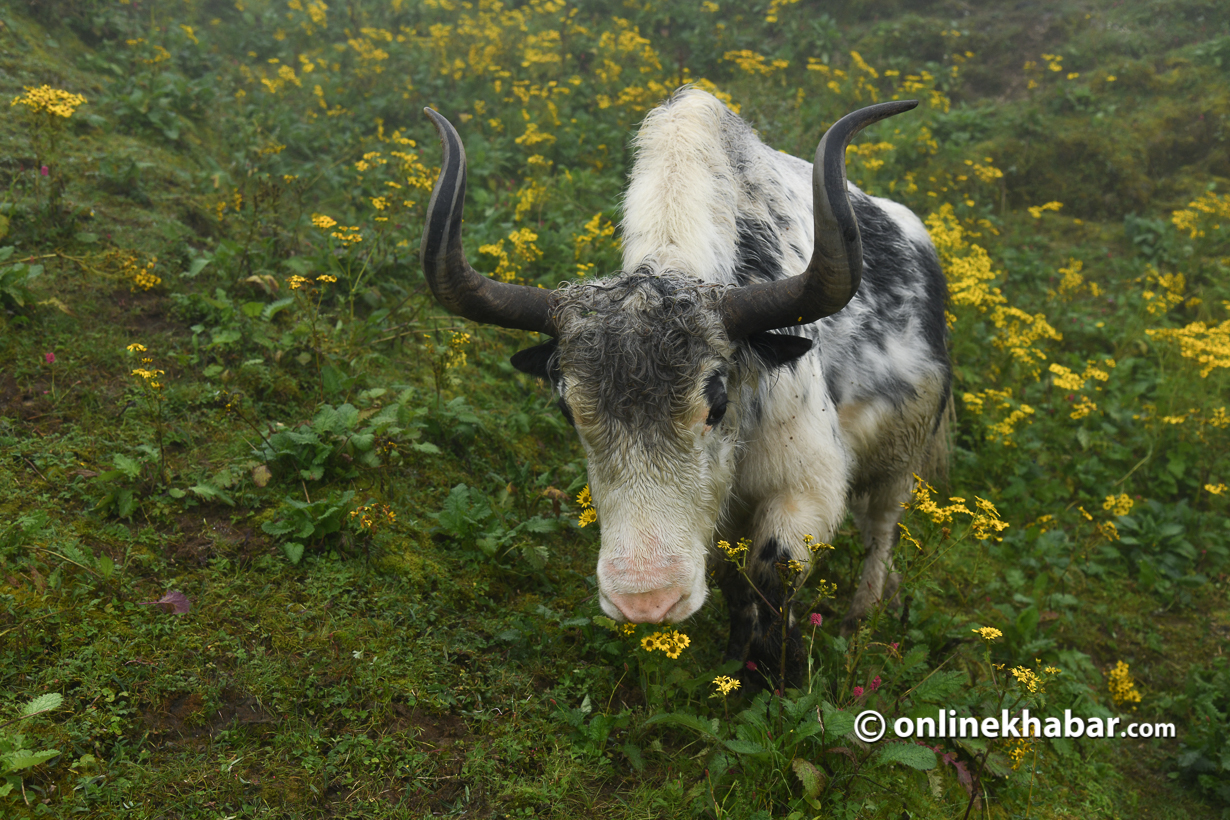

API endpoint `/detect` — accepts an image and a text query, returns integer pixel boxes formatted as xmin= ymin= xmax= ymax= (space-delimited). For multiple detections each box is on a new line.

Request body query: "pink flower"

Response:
xmin=746 ymin=660 xmax=757 ymax=671
xmin=852 ymin=686 xmax=865 ymax=698
xmin=44 ymin=352 xmax=55 ymax=364
xmin=40 ymin=165 xmax=49 ymax=177
xmin=809 ymin=612 xmax=823 ymax=626
xmin=870 ymin=675 xmax=882 ymax=692
xmin=890 ymin=642 xmax=899 ymax=651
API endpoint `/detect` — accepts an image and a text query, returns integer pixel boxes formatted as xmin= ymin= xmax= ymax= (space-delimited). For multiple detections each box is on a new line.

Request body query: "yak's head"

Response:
xmin=418 ymin=99 xmax=915 ymax=623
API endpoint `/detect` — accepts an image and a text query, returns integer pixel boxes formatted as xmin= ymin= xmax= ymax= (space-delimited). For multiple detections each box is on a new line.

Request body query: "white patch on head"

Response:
xmin=621 ymin=90 xmax=739 ymax=281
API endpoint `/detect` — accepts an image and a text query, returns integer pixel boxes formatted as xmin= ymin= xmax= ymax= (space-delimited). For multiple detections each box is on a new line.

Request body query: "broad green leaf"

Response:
xmin=643 ymin=711 xmax=721 ymax=740
xmin=4 ymin=748 xmax=60 ymax=772
xmin=821 ymin=706 xmax=855 ymax=739
xmin=723 ymin=738 xmax=769 ymax=756
xmin=792 ymin=758 xmax=825 ymax=797
xmin=21 ymin=693 xmax=62 ymax=716
xmin=874 ymin=742 xmax=937 ymax=770
xmin=911 ymin=670 xmax=969 ymax=704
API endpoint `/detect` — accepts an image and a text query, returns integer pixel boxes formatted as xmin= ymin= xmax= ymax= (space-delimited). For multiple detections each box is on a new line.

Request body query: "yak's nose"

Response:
xmin=606 ymin=588 xmax=683 ymax=623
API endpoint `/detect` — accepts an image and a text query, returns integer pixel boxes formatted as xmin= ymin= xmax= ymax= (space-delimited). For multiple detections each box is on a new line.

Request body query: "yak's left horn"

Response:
xmin=420 ymin=108 xmax=556 ymax=335
xmin=719 ymin=100 xmax=918 ymax=339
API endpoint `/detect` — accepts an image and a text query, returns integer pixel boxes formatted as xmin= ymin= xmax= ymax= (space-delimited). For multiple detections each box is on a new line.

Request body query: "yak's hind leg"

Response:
xmin=842 ymin=474 xmax=914 ymax=636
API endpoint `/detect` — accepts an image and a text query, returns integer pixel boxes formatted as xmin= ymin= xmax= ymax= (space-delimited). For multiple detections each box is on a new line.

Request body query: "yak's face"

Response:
xmin=512 ymin=272 xmax=811 ymax=624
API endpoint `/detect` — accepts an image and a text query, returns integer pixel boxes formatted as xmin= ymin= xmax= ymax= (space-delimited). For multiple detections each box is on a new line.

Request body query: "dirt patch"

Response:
xmin=143 ymin=686 xmax=276 ymax=741
xmin=169 ymin=511 xmax=265 ymax=566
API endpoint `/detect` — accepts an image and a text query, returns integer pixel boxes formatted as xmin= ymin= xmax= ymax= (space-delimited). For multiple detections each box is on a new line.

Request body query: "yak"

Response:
xmin=419 ymin=87 xmax=950 ymax=673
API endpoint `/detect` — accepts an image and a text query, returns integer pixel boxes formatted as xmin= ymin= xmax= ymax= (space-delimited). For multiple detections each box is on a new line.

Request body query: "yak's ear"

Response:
xmin=510 ymin=339 xmax=559 ymax=380
xmin=746 ymin=332 xmax=813 ymax=369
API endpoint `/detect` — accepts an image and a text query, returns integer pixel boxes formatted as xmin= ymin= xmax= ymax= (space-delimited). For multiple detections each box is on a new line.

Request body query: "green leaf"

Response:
xmin=3 ymin=749 xmax=60 ymax=772
xmin=21 ymin=693 xmax=63 ymax=716
xmin=282 ymin=542 xmax=304 ymax=565
xmin=261 ymin=297 xmax=295 ymax=320
xmin=262 ymin=519 xmax=296 ymax=537
xmin=821 ymin=705 xmax=855 ymax=740
xmin=115 ymin=489 xmax=136 ymax=518
xmin=521 ymin=543 xmax=549 ymax=570
xmin=190 ymin=482 xmax=236 ymax=506
xmin=642 ymin=711 xmax=721 ymax=740
xmin=911 ymin=670 xmax=969 ymax=704
xmin=792 ymin=758 xmax=825 ymax=798
xmin=184 ymin=257 xmax=211 ymax=278
xmin=874 ymin=742 xmax=937 ymax=770
xmin=113 ymin=453 xmax=141 ymax=479
xmin=723 ymin=738 xmax=769 ymax=756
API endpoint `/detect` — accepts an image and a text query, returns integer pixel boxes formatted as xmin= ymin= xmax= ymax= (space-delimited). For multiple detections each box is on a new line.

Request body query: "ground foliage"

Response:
xmin=1 ymin=0 xmax=1228 ymax=817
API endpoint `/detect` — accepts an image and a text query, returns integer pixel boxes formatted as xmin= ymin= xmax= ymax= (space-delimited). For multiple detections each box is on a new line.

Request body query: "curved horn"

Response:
xmin=720 ymin=100 xmax=919 ymax=339
xmin=420 ymin=108 xmax=556 ymax=335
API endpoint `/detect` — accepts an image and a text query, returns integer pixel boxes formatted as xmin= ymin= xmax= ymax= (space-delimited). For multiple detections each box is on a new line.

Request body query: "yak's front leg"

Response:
xmin=717 ymin=538 xmax=805 ymax=687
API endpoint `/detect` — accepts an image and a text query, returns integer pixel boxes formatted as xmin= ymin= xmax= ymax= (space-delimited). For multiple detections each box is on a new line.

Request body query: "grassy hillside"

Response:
xmin=1 ymin=0 xmax=1228 ymax=817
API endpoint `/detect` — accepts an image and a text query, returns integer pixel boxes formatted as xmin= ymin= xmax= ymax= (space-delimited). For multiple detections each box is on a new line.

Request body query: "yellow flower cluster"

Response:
xmin=717 ymin=537 xmax=750 ymax=559
xmin=1103 ymin=494 xmax=1134 ymax=516
xmin=1206 ymin=483 xmax=1227 ymax=496
xmin=1139 ymin=265 xmax=1186 ymax=316
xmin=712 ymin=675 xmax=741 ymax=696
xmin=991 ymin=306 xmax=1062 ymax=377
xmin=574 ymin=212 xmax=617 ymax=258
xmin=846 ymin=141 xmax=896 ymax=174
xmin=962 ymin=388 xmax=1035 ymax=445
xmin=926 ymin=205 xmax=1005 ymax=312
xmin=10 ymin=85 xmax=87 ymax=118
xmin=1107 ymin=661 xmax=1142 ymax=708
xmin=312 ymin=213 xmax=338 ymax=230
xmin=724 ymin=49 xmax=789 ymax=75
xmin=126 ymin=254 xmax=161 ymax=292
xmin=350 ymin=503 xmax=397 ymax=530
xmin=444 ymin=331 xmax=471 ymax=369
xmin=577 ymin=484 xmax=596 ymax=527
xmin=1027 ymin=201 xmax=1064 ymax=219
xmin=972 ymin=626 xmax=1002 ymax=641
xmin=764 ymin=0 xmax=800 ymax=23
xmin=1147 ymin=314 xmax=1230 ymax=377
xmin=479 ymin=228 xmax=542 ymax=282
xmin=128 ymin=345 xmax=166 ymax=390
xmin=1010 ymin=666 xmax=1041 ymax=693
xmin=963 ymin=158 xmax=1004 ymax=184
xmin=1055 ymin=258 xmax=1099 ymax=298
xmin=640 ymin=630 xmax=690 ymax=659
xmin=802 ymin=533 xmax=833 ymax=553
xmin=1171 ymin=191 xmax=1230 ymax=239
xmin=912 ymin=477 xmax=1009 ymax=541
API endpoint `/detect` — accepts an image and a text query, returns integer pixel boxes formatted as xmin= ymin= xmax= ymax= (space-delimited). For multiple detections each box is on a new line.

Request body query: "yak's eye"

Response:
xmin=704 ymin=373 xmax=727 ymax=427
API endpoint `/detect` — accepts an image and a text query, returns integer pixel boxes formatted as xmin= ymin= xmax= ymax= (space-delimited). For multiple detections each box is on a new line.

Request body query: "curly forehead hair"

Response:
xmin=552 ymin=269 xmax=732 ymax=427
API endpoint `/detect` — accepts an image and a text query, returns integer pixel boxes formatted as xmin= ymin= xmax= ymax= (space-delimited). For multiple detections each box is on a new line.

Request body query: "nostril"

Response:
xmin=608 ymin=588 xmax=683 ymax=624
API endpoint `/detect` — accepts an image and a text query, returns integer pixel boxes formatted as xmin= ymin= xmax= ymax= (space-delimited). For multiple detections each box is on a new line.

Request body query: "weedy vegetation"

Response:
xmin=0 ymin=0 xmax=1227 ymax=817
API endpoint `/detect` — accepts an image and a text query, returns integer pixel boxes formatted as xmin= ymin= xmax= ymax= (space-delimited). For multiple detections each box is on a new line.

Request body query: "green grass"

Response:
xmin=1 ymin=0 xmax=1229 ymax=816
